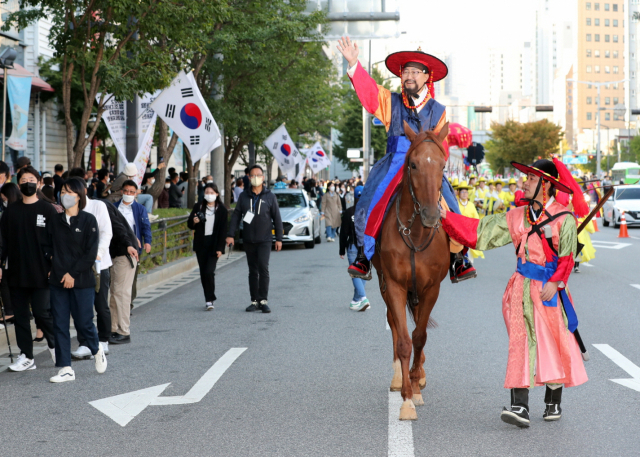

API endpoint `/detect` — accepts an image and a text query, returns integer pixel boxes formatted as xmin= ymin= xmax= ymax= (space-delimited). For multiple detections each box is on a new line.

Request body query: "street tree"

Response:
xmin=485 ymin=119 xmax=563 ymax=174
xmin=198 ymin=0 xmax=341 ymax=205
xmin=4 ymin=0 xmax=227 ymax=170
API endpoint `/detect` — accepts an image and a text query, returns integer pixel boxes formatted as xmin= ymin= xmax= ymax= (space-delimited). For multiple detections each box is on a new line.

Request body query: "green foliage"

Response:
xmin=139 ymin=209 xmax=192 ymax=274
xmin=332 ymin=68 xmax=390 ymax=171
xmin=484 ymin=119 xmax=564 ymax=174
xmin=197 ymin=0 xmax=342 ymax=203
xmin=627 ymin=136 xmax=640 ymax=164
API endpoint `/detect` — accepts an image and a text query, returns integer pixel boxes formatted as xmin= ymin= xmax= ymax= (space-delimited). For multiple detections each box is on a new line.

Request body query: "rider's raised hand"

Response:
xmin=336 ymin=36 xmax=359 ymax=68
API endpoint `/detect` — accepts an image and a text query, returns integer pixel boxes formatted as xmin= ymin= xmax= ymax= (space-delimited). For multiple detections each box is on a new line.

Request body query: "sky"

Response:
xmin=365 ymin=0 xmax=539 ymax=103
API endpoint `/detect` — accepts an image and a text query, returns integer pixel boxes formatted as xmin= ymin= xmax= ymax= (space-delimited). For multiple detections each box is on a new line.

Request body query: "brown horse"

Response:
xmin=371 ymin=121 xmax=450 ymax=420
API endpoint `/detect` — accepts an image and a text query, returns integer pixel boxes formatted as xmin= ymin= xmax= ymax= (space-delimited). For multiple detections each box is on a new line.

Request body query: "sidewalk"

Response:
xmin=0 ymin=251 xmax=245 ymax=372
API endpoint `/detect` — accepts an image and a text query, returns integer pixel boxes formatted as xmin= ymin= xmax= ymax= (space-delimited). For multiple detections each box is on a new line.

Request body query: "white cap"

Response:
xmin=123 ymin=163 xmax=137 ymax=177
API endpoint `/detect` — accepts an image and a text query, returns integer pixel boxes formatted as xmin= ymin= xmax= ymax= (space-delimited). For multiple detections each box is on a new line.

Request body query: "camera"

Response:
xmin=195 ymin=212 xmax=206 ymax=223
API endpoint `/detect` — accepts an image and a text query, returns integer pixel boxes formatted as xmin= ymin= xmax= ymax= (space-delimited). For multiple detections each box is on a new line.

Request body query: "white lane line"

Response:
xmin=631 ymin=284 xmax=640 ymax=291
xmin=591 ymin=241 xmax=632 ymax=250
xmin=385 ymin=306 xmax=390 ymax=330
xmin=388 ymin=392 xmax=415 ymax=457
xmin=582 ymin=262 xmax=594 ymax=267
xmin=593 ymin=344 xmax=640 ymax=393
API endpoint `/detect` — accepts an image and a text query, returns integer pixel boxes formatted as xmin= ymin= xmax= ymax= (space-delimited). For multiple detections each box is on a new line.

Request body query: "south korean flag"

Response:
xmin=306 ymin=141 xmax=331 ymax=173
xmin=263 ymin=124 xmax=303 ymax=172
xmin=151 ymin=70 xmax=221 ymax=163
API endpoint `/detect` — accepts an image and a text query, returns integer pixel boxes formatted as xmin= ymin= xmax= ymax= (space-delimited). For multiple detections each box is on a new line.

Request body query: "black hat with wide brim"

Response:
xmin=510 ymin=159 xmax=573 ymax=194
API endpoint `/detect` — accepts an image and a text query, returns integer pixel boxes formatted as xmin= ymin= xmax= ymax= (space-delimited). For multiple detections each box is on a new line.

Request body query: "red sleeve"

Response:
xmin=548 ymin=254 xmax=573 ymax=287
xmin=442 ymin=212 xmax=479 ymax=249
xmin=514 ymin=190 xmax=526 ymax=207
xmin=348 ymin=62 xmax=381 ymax=114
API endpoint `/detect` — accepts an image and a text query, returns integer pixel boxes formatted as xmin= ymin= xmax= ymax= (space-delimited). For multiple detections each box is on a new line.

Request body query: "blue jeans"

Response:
xmin=137 ymin=194 xmax=153 ymax=214
xmin=347 ymin=244 xmax=366 ymax=301
xmin=326 ymin=226 xmax=337 ymax=239
xmin=50 ymin=285 xmax=99 ymax=368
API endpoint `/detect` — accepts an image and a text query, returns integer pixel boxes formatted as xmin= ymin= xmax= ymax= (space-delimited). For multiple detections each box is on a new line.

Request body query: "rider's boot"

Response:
xmin=449 ymin=249 xmax=477 ymax=283
xmin=348 ymin=246 xmax=372 ymax=281
xmin=500 ymin=388 xmax=530 ymax=428
xmin=543 ymin=385 xmax=563 ymax=421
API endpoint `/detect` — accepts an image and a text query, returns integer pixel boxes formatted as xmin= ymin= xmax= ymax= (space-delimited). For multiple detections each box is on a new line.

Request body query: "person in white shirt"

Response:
xmin=67 ymin=168 xmax=113 ymax=359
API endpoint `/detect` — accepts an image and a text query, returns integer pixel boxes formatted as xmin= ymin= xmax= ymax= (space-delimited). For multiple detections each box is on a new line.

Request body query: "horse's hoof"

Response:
xmin=412 ymin=394 xmax=424 ymax=406
xmin=419 ymin=377 xmax=426 ymax=389
xmin=399 ymin=400 xmax=418 ymax=420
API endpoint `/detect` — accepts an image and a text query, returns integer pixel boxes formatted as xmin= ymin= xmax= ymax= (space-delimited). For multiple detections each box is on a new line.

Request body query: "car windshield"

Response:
xmin=616 ymin=188 xmax=640 ymax=200
xmin=276 ymin=193 xmax=306 ymax=208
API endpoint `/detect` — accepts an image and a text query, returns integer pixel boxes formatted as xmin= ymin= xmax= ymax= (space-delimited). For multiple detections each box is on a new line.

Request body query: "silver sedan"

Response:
xmin=272 ymin=189 xmax=322 ymax=249
xmin=602 ymin=185 xmax=640 ymax=228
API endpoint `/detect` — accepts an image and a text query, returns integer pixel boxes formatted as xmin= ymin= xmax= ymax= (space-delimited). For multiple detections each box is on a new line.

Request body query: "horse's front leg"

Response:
xmin=387 ymin=306 xmax=402 ymax=391
xmin=410 ymin=284 xmax=440 ymax=406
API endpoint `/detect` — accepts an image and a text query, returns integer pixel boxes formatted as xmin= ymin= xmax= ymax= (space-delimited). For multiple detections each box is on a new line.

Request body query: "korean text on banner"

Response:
xmin=263 ymin=124 xmax=304 ymax=172
xmin=6 ymin=76 xmax=32 ymax=151
xmin=132 ymin=113 xmax=157 ymax=186
xmin=151 ymin=70 xmax=221 ymax=164
xmin=96 ymin=93 xmax=127 ymax=165
xmin=138 ymin=91 xmax=160 ymax=150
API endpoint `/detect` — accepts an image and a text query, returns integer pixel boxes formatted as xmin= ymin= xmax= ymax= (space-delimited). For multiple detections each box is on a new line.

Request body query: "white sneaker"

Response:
xmin=8 ymin=354 xmax=36 ymax=372
xmin=206 ymin=301 xmax=215 ymax=311
xmin=94 ymin=346 xmax=107 ymax=374
xmin=0 ymin=323 xmax=3 ymax=330
xmin=50 ymin=367 xmax=75 ymax=383
xmin=49 ymin=347 xmax=56 ymax=364
xmin=71 ymin=345 xmax=93 ymax=360
xmin=349 ymin=298 xmax=370 ymax=312
xmin=100 ymin=341 xmax=109 ymax=355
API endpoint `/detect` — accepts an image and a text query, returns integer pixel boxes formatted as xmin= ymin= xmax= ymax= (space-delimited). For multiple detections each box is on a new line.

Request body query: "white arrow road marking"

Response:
xmin=591 ymin=241 xmax=632 ymax=250
xmin=388 ymin=392 xmax=414 ymax=457
xmin=630 ymin=284 xmax=640 ymax=291
xmin=593 ymin=344 xmax=640 ymax=393
xmin=582 ymin=262 xmax=594 ymax=267
xmin=90 ymin=348 xmax=247 ymax=426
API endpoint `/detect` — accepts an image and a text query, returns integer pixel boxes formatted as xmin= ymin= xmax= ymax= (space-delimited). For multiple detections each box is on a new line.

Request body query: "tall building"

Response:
xmin=625 ymin=0 xmax=640 ymax=130
xmin=576 ymin=0 xmax=626 ymax=135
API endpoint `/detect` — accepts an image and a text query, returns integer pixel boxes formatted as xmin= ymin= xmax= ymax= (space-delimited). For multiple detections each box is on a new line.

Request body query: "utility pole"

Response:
xmin=125 ymin=98 xmax=138 ymax=168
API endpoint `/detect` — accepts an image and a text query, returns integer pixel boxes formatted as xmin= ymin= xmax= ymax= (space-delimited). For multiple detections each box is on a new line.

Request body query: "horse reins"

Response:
xmin=395 ymin=137 xmax=443 ymax=305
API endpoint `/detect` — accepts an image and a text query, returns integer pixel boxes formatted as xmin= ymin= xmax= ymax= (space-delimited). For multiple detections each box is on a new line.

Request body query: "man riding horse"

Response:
xmin=336 ymin=37 xmax=476 ymax=283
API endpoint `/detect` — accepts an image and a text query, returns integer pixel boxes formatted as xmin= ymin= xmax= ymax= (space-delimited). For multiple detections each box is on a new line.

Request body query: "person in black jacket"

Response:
xmin=168 ymin=172 xmax=183 ymax=208
xmin=48 ymin=177 xmax=107 ymax=382
xmin=188 ymin=183 xmax=228 ymax=310
xmin=226 ymin=165 xmax=283 ymax=313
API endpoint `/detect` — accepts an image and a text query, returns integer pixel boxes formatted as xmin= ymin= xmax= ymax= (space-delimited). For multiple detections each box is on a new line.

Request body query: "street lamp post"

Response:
xmin=0 ymin=48 xmax=17 ymax=162
xmin=568 ymin=78 xmax=627 ymax=177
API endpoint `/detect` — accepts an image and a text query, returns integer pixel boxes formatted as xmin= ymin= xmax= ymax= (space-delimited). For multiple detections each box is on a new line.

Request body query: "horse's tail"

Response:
xmin=406 ymin=292 xmax=438 ymax=328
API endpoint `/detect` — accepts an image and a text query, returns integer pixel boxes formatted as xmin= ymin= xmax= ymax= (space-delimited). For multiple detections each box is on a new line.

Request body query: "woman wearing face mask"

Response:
xmin=48 ymin=177 xmax=106 ymax=382
xmin=158 ymin=178 xmax=170 ymax=209
xmin=321 ymin=182 xmax=342 ymax=242
xmin=1 ymin=166 xmax=58 ymax=372
xmin=188 ymin=183 xmax=228 ymax=310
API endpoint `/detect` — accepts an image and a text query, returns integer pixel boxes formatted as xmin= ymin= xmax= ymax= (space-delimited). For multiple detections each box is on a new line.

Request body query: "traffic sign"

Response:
xmin=372 ymin=117 xmax=384 ymax=127
xmin=347 ymin=149 xmax=361 ymax=158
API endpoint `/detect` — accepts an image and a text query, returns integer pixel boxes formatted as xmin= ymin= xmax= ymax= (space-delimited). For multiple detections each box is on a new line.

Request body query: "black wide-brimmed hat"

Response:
xmin=510 ymin=159 xmax=573 ymax=194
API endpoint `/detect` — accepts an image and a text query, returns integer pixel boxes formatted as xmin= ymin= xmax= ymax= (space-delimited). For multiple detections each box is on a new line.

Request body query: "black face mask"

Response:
xmin=20 ymin=182 xmax=37 ymax=197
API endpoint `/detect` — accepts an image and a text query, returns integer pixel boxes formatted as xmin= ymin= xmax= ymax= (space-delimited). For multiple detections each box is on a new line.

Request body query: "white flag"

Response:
xmin=263 ymin=124 xmax=303 ymax=172
xmin=137 ymin=91 xmax=161 ymax=150
xmin=131 ymin=113 xmax=157 ymax=186
xmin=151 ymin=70 xmax=221 ymax=163
xmin=96 ymin=93 xmax=127 ymax=165
xmin=306 ymin=142 xmax=331 ymax=174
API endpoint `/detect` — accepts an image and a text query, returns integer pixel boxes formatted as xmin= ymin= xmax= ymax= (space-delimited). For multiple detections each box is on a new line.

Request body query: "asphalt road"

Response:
xmin=1 ymin=221 xmax=639 ymax=457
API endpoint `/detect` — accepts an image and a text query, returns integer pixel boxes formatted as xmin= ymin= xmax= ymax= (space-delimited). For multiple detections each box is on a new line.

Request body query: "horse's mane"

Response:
xmin=401 ymin=130 xmax=447 ymax=190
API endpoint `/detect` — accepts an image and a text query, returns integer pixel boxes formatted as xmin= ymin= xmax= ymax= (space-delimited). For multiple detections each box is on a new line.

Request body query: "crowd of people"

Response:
xmin=0 ymin=158 xmax=158 ymax=383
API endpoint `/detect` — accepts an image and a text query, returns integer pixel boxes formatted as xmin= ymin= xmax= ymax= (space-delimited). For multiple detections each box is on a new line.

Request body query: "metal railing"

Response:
xmin=139 ymin=214 xmax=193 ymax=267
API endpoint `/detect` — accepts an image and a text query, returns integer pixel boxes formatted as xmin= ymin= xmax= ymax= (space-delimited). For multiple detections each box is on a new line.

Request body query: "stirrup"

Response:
xmin=348 ymin=262 xmax=372 ymax=281
xmin=450 ymin=264 xmax=477 ymax=283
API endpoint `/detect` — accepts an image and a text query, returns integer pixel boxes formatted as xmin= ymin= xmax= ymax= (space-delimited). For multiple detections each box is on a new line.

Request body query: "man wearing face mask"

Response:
xmin=111 ymin=180 xmax=151 ymax=343
xmin=1 ymin=166 xmax=58 ymax=371
xmin=158 ymin=178 xmax=170 ymax=208
xmin=226 ymin=165 xmax=283 ymax=313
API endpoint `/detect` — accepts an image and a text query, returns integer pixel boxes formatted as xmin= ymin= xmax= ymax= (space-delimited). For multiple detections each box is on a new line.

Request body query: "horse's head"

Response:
xmin=403 ymin=120 xmax=449 ymax=228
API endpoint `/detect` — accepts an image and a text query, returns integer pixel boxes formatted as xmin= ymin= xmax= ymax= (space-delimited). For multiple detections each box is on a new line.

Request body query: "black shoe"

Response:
xmin=347 ymin=246 xmax=372 ymax=280
xmin=500 ymin=388 xmax=530 ymax=428
xmin=33 ymin=336 xmax=45 ymax=342
xmin=246 ymin=301 xmax=259 ymax=312
xmin=450 ymin=253 xmax=477 ymax=283
xmin=109 ymin=333 xmax=131 ymax=344
xmin=259 ymin=300 xmax=271 ymax=313
xmin=543 ymin=386 xmax=563 ymax=421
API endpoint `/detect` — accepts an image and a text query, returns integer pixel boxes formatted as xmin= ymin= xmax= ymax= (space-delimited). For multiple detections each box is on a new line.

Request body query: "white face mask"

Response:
xmin=148 ymin=179 xmax=155 ymax=186
xmin=207 ymin=180 xmax=213 ymax=184
xmin=204 ymin=194 xmax=217 ymax=203
xmin=329 ymin=186 xmax=335 ymax=192
xmin=2 ymin=200 xmax=7 ymax=207
xmin=164 ymin=183 xmax=171 ymax=189
xmin=123 ymin=194 xmax=135 ymax=203
xmin=250 ymin=176 xmax=264 ymax=187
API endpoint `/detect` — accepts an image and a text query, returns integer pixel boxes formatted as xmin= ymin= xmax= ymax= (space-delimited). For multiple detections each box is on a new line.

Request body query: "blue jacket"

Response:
xmin=114 ymin=200 xmax=152 ymax=254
